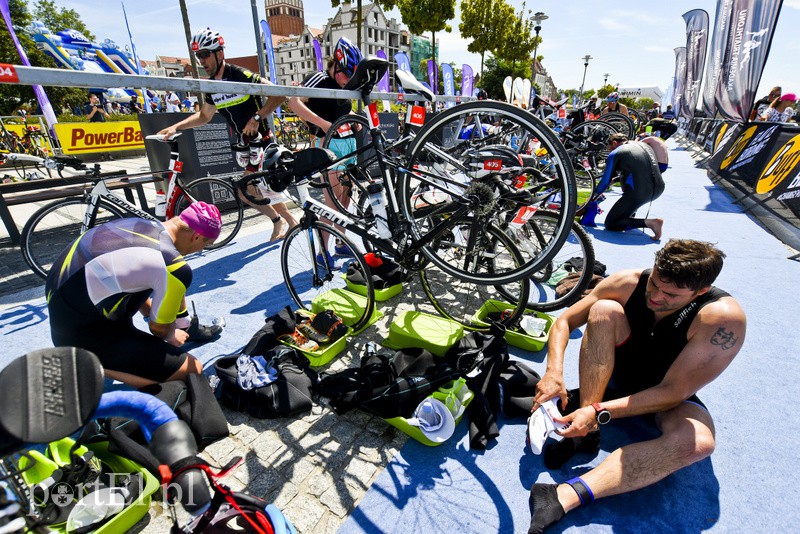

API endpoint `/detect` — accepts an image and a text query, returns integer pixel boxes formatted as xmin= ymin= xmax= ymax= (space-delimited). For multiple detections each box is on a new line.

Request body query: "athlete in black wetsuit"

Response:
xmin=159 ymin=28 xmax=297 ymax=241
xmin=46 ymin=203 xmax=222 ymax=388
xmin=594 ymin=133 xmax=665 ymax=239
xmin=527 ymin=239 xmax=746 ymax=534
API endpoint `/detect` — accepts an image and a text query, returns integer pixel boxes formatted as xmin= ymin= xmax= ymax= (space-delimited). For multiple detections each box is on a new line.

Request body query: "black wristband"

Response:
xmin=566 ymin=476 xmax=595 ymax=506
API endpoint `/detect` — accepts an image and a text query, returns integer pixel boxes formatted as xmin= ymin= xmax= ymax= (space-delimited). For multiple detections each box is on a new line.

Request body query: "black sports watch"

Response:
xmin=252 ymin=113 xmax=262 ymax=122
xmin=592 ymin=403 xmax=611 ymax=425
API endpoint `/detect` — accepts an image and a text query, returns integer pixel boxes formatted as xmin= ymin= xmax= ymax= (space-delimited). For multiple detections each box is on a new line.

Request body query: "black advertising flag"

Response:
xmin=672 ymin=47 xmax=687 ymax=117
xmin=682 ymin=9 xmax=710 ymax=119
xmin=714 ymin=0 xmax=783 ymax=123
xmin=702 ymin=0 xmax=735 ymax=117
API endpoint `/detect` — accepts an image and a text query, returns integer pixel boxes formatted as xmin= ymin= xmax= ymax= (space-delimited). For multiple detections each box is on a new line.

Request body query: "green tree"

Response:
xmin=396 ymin=0 xmax=455 ymax=63
xmin=0 ymin=0 xmax=94 ymax=116
xmin=493 ymin=2 xmax=538 ymax=67
xmin=459 ymin=0 xmax=514 ymax=75
xmin=596 ymin=84 xmax=616 ymax=100
xmin=635 ymin=97 xmax=655 ymax=110
xmin=479 ymin=56 xmax=530 ymax=101
xmin=33 ymin=0 xmax=95 ymax=42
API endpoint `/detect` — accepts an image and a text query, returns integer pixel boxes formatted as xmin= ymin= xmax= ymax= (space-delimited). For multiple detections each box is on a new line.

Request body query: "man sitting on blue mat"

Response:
xmin=527 ymin=239 xmax=746 ymax=533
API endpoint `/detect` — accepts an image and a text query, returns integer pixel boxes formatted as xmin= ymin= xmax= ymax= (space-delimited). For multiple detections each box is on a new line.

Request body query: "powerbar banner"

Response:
xmin=714 ymin=0 xmax=783 ymax=123
xmin=682 ymin=9 xmax=709 ymax=119
xmin=702 ymin=0 xmax=735 ymax=117
xmin=54 ymin=121 xmax=144 ymax=154
xmin=672 ymin=47 xmax=687 ymax=116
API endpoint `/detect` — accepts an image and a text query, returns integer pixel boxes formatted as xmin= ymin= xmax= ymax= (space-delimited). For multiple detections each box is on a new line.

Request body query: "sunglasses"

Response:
xmin=195 ymin=50 xmax=213 ymax=60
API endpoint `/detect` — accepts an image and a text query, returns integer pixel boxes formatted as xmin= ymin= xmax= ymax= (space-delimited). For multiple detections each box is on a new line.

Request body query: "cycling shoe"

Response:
xmin=185 ymin=314 xmax=223 ymax=343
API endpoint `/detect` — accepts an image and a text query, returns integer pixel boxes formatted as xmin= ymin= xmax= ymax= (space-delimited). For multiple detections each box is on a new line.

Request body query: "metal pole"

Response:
xmin=603 ymin=73 xmax=609 ymax=86
xmin=578 ymin=55 xmax=592 ymax=105
xmin=251 ymin=0 xmax=268 ymax=78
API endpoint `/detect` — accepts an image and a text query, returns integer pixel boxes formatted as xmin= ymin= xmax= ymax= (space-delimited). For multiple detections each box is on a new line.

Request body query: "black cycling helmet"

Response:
xmin=477 ymin=89 xmax=488 ymax=100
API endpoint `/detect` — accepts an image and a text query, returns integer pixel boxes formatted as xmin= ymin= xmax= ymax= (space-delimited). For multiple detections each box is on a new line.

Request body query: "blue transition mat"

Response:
xmin=1 ymin=140 xmax=799 ymax=532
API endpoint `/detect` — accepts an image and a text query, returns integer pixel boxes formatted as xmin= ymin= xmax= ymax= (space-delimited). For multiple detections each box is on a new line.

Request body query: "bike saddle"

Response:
xmin=343 ymin=56 xmax=389 ymax=94
xmin=395 ymin=69 xmax=436 ymax=102
xmin=0 ymin=347 xmax=104 ymax=457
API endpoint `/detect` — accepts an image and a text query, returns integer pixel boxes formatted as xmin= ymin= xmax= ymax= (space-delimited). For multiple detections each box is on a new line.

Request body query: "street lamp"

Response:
xmin=603 ymin=73 xmax=610 ymax=86
xmin=578 ymin=54 xmax=592 ymax=105
xmin=531 ymin=12 xmax=548 ymax=75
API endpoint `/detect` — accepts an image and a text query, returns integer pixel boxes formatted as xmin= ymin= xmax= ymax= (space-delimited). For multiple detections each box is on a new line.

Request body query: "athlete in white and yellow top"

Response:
xmin=45 ymin=202 xmax=221 ymax=388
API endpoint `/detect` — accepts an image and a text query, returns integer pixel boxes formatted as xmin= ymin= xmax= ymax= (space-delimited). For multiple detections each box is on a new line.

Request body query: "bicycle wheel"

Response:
xmin=597 ymin=112 xmax=636 ymax=138
xmin=418 ymin=220 xmax=530 ymax=329
xmin=522 ymin=210 xmax=596 ymax=312
xmin=402 ymin=100 xmax=577 ymax=284
xmin=321 ymin=113 xmax=377 ymax=220
xmin=174 ymin=177 xmax=244 ymax=249
xmin=21 ymin=197 xmax=126 ymax=278
xmin=572 ymin=162 xmax=597 ymax=212
xmin=281 ymin=220 xmax=375 ymax=332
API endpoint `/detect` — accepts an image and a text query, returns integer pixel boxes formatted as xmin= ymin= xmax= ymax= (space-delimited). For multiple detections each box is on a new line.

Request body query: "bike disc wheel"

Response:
xmin=175 ymin=177 xmax=244 ymax=249
xmin=281 ymin=220 xmax=375 ymax=332
xmin=21 ymin=198 xmax=125 ymax=279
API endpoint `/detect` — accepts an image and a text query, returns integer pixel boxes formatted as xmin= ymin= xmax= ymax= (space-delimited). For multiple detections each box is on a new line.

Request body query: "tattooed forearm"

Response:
xmin=710 ymin=327 xmax=738 ymax=350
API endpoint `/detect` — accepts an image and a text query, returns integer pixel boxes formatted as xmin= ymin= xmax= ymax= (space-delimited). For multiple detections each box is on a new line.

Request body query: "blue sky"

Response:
xmin=38 ymin=0 xmax=800 ymax=100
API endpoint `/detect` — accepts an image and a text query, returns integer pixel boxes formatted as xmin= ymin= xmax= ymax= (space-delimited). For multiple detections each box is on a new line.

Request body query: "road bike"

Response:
xmin=237 ymin=57 xmax=581 ymax=328
xmin=20 ymin=134 xmax=244 ymax=278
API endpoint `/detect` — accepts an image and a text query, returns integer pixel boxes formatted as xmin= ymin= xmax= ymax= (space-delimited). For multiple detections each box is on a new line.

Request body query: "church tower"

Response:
xmin=265 ymin=0 xmax=305 ymax=36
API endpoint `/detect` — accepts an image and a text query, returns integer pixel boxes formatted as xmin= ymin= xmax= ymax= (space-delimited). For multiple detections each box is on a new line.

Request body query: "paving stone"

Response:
xmin=312 ymin=512 xmax=344 ymax=534
xmin=305 ymin=468 xmax=336 ymax=497
xmin=343 ymin=456 xmax=379 ymax=491
xmin=284 ymin=497 xmax=326 ymax=533
xmin=280 ymin=456 xmax=317 ymax=485
xmin=202 ymin=436 xmax=237 ymax=463
xmin=319 ymin=480 xmax=357 ymax=518
xmin=268 ymin=480 xmax=300 ymax=509
xmin=330 ymin=420 xmax=360 ymax=446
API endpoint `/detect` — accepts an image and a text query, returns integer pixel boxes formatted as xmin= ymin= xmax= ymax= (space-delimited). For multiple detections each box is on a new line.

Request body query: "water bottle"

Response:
xmin=154 ymin=190 xmax=166 ymax=218
xmin=367 ymin=182 xmax=391 ymax=239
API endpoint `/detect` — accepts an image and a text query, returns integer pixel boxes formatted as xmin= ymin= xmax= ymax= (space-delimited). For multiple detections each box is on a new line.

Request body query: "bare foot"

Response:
xmin=269 ymin=218 xmax=287 ymax=241
xmin=646 ymin=218 xmax=663 ymax=240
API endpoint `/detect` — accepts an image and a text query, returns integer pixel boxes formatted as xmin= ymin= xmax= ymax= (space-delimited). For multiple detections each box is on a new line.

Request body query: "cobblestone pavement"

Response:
xmin=1 ymin=155 xmax=410 ymax=533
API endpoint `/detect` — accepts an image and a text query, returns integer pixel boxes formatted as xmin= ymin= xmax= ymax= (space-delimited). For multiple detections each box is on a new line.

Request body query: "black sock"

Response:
xmin=528 ymin=483 xmax=565 ymax=534
xmin=543 ymin=430 xmax=601 ymax=470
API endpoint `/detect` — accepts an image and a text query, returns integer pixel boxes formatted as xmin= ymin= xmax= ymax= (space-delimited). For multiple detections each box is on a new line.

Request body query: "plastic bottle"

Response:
xmin=366 ymin=182 xmax=391 ymax=239
xmin=155 ymin=190 xmax=166 ymax=218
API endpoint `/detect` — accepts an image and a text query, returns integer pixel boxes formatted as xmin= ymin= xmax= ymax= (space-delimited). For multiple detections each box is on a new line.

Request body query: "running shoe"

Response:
xmin=278 ymin=330 xmax=319 ymax=352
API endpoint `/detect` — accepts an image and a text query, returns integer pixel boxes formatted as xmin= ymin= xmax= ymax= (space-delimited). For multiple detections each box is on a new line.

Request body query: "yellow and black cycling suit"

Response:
xmin=205 ymin=63 xmax=270 ymax=139
xmin=45 ymin=218 xmax=193 ymax=381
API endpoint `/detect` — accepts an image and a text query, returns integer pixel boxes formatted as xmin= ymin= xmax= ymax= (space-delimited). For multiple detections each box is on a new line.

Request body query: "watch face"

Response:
xmin=597 ymin=410 xmax=611 ymax=425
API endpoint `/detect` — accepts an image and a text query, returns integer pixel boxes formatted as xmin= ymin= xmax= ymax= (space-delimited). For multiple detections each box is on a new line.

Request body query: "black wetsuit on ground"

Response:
xmin=596 ymin=142 xmax=665 ymax=231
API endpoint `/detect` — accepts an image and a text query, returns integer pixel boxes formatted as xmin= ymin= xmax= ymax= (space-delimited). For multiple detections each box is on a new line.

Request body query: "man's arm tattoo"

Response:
xmin=710 ymin=327 xmax=738 ymax=350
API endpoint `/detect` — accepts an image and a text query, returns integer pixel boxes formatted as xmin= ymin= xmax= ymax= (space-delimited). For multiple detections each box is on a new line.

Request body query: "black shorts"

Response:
xmin=48 ymin=289 xmax=188 ymax=382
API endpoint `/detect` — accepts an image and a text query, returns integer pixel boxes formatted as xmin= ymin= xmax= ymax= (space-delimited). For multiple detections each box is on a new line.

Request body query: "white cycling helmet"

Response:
xmin=191 ymin=28 xmax=225 ymax=52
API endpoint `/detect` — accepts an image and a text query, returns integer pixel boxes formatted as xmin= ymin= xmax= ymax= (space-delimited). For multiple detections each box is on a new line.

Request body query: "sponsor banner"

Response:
xmin=54 ymin=121 xmax=144 ymax=154
xmin=442 ymin=63 xmax=455 ymax=108
xmin=703 ymin=120 xmax=726 ymax=153
xmin=714 ymin=0 xmax=783 ymax=123
xmin=260 ymin=20 xmax=281 ymax=118
xmin=461 ymin=64 xmax=474 ymax=100
xmin=702 ymin=0 xmax=735 ymax=117
xmin=427 ymin=60 xmax=438 ymax=95
xmin=376 ymin=50 xmax=392 ymax=111
xmin=682 ymin=9 xmax=709 ymax=119
xmin=313 ymin=39 xmax=323 ymax=72
xmin=756 ymin=127 xmax=800 ymax=216
xmin=703 ymin=121 xmax=742 ymax=171
xmin=717 ymin=122 xmax=782 ymax=184
xmin=672 ymin=47 xmax=687 ymax=115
